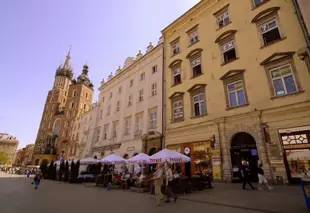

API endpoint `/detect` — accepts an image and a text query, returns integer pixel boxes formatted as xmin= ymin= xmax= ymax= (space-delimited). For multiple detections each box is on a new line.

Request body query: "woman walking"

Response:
xmin=165 ymin=163 xmax=177 ymax=203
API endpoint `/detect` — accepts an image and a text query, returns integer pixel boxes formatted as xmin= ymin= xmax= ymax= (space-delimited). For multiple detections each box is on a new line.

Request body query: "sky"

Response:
xmin=0 ymin=0 xmax=200 ymax=148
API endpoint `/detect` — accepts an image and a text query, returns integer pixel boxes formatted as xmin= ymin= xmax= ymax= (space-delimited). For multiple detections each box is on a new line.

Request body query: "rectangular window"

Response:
xmin=151 ymin=83 xmax=157 ymax=96
xmin=269 ymin=64 xmax=298 ymax=96
xmin=118 ymin=87 xmax=122 ymax=94
xmin=253 ymin=0 xmax=267 ymax=7
xmin=222 ymin=40 xmax=236 ymax=63
xmin=171 ymin=42 xmax=180 ymax=55
xmin=152 ymin=65 xmax=157 ymax=74
xmin=260 ymin=19 xmax=281 ymax=46
xmin=172 ymin=68 xmax=181 ymax=85
xmin=128 ymin=95 xmax=132 ymax=106
xmin=149 ymin=110 xmax=157 ymax=129
xmin=102 ymin=97 xmax=105 ymax=103
xmin=130 ymin=79 xmax=134 ymax=87
xmin=109 ymin=92 xmax=113 ymax=99
xmin=189 ymin=31 xmax=199 ymax=45
xmin=191 ymin=57 xmax=202 ymax=77
xmin=193 ymin=93 xmax=206 ymax=116
xmin=112 ymin=122 xmax=118 ymax=138
xmin=173 ymin=100 xmax=183 ymax=121
xmin=217 ymin=11 xmax=230 ymax=28
xmin=139 ymin=89 xmax=144 ymax=101
xmin=135 ymin=115 xmax=143 ymax=137
xmin=103 ymin=124 xmax=109 ymax=140
xmin=100 ymin=110 xmax=103 ymax=119
xmin=116 ymin=101 xmax=120 ymax=111
xmin=107 ymin=105 xmax=111 ymax=115
xmin=140 ymin=72 xmax=145 ymax=81
xmin=124 ymin=117 xmax=131 ymax=135
xmin=227 ymin=81 xmax=246 ymax=107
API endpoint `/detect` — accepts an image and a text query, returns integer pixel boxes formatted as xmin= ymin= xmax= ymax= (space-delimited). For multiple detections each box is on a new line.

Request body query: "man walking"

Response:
xmin=241 ymin=160 xmax=255 ymax=190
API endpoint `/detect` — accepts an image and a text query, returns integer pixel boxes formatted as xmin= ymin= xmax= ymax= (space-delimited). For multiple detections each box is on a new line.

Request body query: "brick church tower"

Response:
xmin=32 ymin=48 xmax=93 ymax=165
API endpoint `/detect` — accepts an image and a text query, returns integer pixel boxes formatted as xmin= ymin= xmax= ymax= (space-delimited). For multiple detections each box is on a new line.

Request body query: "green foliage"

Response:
xmin=0 ymin=152 xmax=9 ymax=165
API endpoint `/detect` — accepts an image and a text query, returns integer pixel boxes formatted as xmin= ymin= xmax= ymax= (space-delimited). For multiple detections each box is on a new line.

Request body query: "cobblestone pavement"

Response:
xmin=0 ymin=172 xmax=307 ymax=213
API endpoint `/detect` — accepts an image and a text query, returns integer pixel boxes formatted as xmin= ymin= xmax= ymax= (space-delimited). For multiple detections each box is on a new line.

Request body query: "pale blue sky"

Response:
xmin=0 ymin=0 xmax=199 ymax=148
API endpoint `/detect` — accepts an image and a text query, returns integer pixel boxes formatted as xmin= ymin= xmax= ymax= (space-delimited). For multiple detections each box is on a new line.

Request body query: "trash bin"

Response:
xmin=301 ymin=177 xmax=310 ymax=210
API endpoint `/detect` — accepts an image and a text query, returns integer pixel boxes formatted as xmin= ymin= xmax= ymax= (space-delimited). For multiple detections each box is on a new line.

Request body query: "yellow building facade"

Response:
xmin=162 ymin=0 xmax=310 ymax=183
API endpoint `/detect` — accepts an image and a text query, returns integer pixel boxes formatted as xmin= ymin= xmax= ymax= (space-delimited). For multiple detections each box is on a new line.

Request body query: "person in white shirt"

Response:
xmin=151 ymin=163 xmax=164 ymax=206
xmin=165 ymin=164 xmax=177 ymax=203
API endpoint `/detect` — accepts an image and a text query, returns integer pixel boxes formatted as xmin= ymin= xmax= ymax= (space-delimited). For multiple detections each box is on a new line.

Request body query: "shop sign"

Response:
xmin=184 ymin=147 xmax=190 ymax=155
xmin=127 ymin=146 xmax=135 ymax=152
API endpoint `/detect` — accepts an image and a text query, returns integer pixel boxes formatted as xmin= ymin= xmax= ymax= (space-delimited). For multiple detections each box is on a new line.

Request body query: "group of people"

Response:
xmin=241 ymin=160 xmax=273 ymax=190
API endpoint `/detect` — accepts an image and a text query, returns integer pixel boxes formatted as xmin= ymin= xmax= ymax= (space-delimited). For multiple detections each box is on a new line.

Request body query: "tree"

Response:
xmin=0 ymin=152 xmax=9 ymax=165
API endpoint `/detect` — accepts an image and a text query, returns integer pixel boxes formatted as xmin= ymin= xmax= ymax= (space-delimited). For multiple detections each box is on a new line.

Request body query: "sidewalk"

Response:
xmin=179 ymin=182 xmax=307 ymax=213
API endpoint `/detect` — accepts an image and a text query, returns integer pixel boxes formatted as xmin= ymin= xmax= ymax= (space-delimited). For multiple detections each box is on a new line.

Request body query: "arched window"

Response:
xmin=73 ymin=90 xmax=77 ymax=97
xmin=52 ymin=118 xmax=61 ymax=135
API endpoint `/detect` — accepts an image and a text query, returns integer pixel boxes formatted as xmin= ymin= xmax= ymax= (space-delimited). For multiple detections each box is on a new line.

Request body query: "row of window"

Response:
xmin=170 ymin=2 xmax=283 ymax=86
xmin=103 ymin=83 xmax=158 ymax=116
xmin=102 ymin=65 xmax=158 ymax=103
xmin=95 ymin=109 xmax=157 ymax=142
xmin=170 ymin=62 xmax=299 ymax=122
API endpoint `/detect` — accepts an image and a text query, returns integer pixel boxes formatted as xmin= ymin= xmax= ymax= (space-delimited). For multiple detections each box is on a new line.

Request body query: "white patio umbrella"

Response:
xmin=150 ymin=148 xmax=191 ymax=164
xmin=79 ymin=157 xmax=99 ymax=165
xmin=127 ymin=153 xmax=151 ymax=164
xmin=100 ymin=154 xmax=127 ymax=164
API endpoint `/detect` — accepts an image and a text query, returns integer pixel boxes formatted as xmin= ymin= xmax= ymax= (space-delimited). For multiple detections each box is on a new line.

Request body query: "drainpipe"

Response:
xmin=215 ymin=121 xmax=224 ymax=180
xmin=292 ymin=0 xmax=310 ymax=73
xmin=161 ymin=41 xmax=165 ymax=149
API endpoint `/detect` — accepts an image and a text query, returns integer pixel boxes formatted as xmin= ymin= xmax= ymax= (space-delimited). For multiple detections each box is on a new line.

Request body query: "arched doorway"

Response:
xmin=230 ymin=132 xmax=258 ymax=182
xmin=35 ymin=159 xmax=40 ymax=166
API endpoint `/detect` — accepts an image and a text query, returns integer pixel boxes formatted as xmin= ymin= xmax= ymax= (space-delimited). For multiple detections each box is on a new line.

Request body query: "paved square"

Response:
xmin=0 ymin=172 xmax=307 ymax=213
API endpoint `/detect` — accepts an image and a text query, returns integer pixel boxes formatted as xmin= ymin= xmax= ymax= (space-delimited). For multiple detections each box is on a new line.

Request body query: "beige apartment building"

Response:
xmin=72 ymin=103 xmax=100 ymax=159
xmin=162 ymin=0 xmax=310 ymax=184
xmin=93 ymin=40 xmax=164 ymax=159
xmin=0 ymin=133 xmax=18 ymax=165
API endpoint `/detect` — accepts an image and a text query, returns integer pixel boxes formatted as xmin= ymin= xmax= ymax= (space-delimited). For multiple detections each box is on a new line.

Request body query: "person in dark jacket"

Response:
xmin=241 ymin=160 xmax=254 ymax=190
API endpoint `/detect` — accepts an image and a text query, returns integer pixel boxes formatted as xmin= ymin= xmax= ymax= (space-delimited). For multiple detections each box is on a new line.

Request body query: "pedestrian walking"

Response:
xmin=26 ymin=169 xmax=30 ymax=178
xmin=32 ymin=169 xmax=43 ymax=189
xmin=151 ymin=163 xmax=164 ymax=206
xmin=257 ymin=164 xmax=273 ymax=190
xmin=241 ymin=160 xmax=255 ymax=190
xmin=165 ymin=163 xmax=177 ymax=203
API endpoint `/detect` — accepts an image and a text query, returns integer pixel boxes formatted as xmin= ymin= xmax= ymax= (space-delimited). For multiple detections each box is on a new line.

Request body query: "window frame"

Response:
xmin=140 ymin=72 xmax=145 ymax=81
xmin=128 ymin=95 xmax=132 ymax=107
xmin=252 ymin=0 xmax=269 ymax=8
xmin=221 ymin=40 xmax=237 ymax=64
xmin=259 ymin=18 xmax=282 ymax=46
xmin=172 ymin=99 xmax=184 ymax=122
xmin=226 ymin=80 xmax=247 ymax=108
xmin=192 ymin=93 xmax=206 ymax=117
xmin=190 ymin=56 xmax=202 ymax=78
xmin=129 ymin=79 xmax=134 ymax=87
xmin=103 ymin=124 xmax=109 ymax=140
xmin=172 ymin=67 xmax=182 ymax=86
xmin=138 ymin=89 xmax=144 ymax=102
xmin=124 ymin=117 xmax=132 ymax=135
xmin=269 ymin=64 xmax=298 ymax=97
xmin=112 ymin=122 xmax=118 ymax=138
xmin=152 ymin=65 xmax=158 ymax=74
xmin=116 ymin=101 xmax=120 ymax=111
xmin=216 ymin=11 xmax=230 ymax=29
xmin=151 ymin=83 xmax=157 ymax=96
xmin=171 ymin=41 xmax=180 ymax=56
xmin=148 ymin=109 xmax=157 ymax=129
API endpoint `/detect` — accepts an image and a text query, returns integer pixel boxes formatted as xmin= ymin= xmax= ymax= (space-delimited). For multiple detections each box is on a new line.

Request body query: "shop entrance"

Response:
xmin=230 ymin=132 xmax=259 ymax=182
xmin=280 ymin=130 xmax=310 ymax=184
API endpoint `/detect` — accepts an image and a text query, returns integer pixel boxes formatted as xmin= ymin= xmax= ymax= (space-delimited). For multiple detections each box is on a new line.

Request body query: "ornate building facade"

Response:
xmin=162 ymin=0 xmax=310 ymax=183
xmin=32 ymin=50 xmax=94 ymax=165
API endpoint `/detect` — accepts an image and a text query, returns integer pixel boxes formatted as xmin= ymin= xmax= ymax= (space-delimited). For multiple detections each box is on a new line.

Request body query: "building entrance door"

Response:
xmin=280 ymin=130 xmax=310 ymax=184
xmin=230 ymin=132 xmax=259 ymax=182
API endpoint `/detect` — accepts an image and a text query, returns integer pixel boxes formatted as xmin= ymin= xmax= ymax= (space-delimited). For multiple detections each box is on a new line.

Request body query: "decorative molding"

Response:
xmin=260 ymin=52 xmax=295 ymax=65
xmin=187 ymin=83 xmax=207 ymax=92
xmin=215 ymin=30 xmax=237 ymax=43
xmin=251 ymin=7 xmax=280 ymax=23
xmin=220 ymin=69 xmax=245 ymax=80
xmin=169 ymin=92 xmax=185 ymax=99
xmin=168 ymin=59 xmax=182 ymax=68
xmin=186 ymin=48 xmax=203 ymax=59
xmin=213 ymin=3 xmax=230 ymax=16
